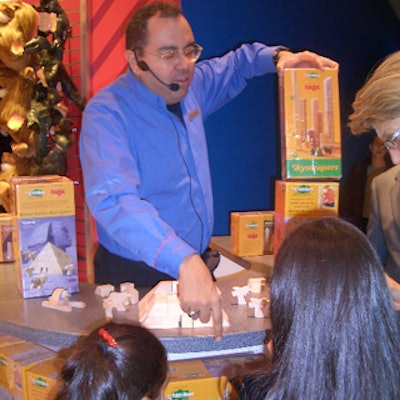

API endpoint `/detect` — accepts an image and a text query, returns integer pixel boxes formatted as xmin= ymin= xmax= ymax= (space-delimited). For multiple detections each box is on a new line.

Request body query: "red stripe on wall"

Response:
xmin=89 ymin=0 xmax=181 ymax=96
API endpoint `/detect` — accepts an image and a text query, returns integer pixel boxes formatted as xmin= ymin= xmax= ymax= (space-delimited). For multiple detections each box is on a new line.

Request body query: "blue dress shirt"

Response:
xmin=80 ymin=43 xmax=278 ymax=278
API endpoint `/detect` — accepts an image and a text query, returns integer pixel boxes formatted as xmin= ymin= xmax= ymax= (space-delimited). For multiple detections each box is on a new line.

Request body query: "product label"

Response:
xmin=280 ymin=68 xmax=342 ymax=179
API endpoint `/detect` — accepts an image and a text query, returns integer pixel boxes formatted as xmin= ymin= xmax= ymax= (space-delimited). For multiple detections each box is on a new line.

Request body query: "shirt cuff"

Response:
xmin=153 ymin=235 xmax=196 ymax=279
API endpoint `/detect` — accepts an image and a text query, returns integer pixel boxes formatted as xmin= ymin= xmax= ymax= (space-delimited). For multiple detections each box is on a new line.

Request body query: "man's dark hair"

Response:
xmin=125 ymin=2 xmax=182 ymax=51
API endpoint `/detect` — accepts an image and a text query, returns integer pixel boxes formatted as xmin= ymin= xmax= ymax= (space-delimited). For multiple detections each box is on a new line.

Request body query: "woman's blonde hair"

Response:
xmin=348 ymin=51 xmax=400 ymax=134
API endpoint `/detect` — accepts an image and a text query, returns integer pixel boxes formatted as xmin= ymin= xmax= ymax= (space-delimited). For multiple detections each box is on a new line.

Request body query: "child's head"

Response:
xmin=270 ymin=216 xmax=392 ymax=358
xmin=268 ymin=217 xmax=400 ymax=398
xmin=55 ymin=322 xmax=168 ymax=400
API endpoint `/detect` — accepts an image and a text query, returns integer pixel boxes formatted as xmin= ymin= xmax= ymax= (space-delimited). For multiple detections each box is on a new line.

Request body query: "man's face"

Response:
xmin=371 ymin=117 xmax=400 ymax=165
xmin=127 ymin=14 xmax=196 ymax=105
xmin=369 ymin=135 xmax=386 ymax=159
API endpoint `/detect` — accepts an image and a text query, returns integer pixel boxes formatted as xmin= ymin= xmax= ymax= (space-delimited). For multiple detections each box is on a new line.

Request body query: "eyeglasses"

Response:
xmin=140 ymin=44 xmax=203 ymax=65
xmin=383 ymin=128 xmax=400 ymax=151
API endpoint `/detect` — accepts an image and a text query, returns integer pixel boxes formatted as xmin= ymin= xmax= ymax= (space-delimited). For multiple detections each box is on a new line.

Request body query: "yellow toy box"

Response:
xmin=274 ymin=180 xmax=339 ymax=252
xmin=25 ymin=356 xmax=65 ymax=400
xmin=0 ymin=341 xmax=56 ymax=400
xmin=279 ymin=68 xmax=342 ymax=179
xmin=10 ymin=175 xmax=79 ymax=299
xmin=164 ymin=358 xmax=235 ymax=400
xmin=165 ymin=353 xmax=268 ymax=400
xmin=230 ymin=211 xmax=274 ymax=257
xmin=0 ymin=214 xmax=13 ymax=262
xmin=0 ymin=336 xmax=26 ymax=391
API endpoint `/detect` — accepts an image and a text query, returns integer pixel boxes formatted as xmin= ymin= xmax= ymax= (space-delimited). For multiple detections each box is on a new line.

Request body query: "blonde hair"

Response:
xmin=0 ymin=1 xmax=38 ymax=71
xmin=348 ymin=51 xmax=400 ymax=134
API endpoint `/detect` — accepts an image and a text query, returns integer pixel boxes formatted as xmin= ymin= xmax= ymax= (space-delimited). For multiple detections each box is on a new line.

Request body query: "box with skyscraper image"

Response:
xmin=279 ymin=68 xmax=342 ymax=179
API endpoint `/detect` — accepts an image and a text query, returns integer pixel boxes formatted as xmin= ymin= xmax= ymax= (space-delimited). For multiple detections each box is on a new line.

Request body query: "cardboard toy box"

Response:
xmin=11 ymin=175 xmax=79 ymax=299
xmin=230 ymin=211 xmax=274 ymax=257
xmin=26 ymin=356 xmax=65 ymax=400
xmin=0 ymin=385 xmax=12 ymax=399
xmin=274 ymin=180 xmax=339 ymax=253
xmin=0 ymin=214 xmax=14 ymax=262
xmin=165 ymin=353 xmax=269 ymax=400
xmin=279 ymin=68 xmax=342 ymax=179
xmin=164 ymin=358 xmax=235 ymax=400
xmin=0 ymin=336 xmax=27 ymax=391
xmin=0 ymin=341 xmax=56 ymax=400
xmin=0 ymin=335 xmax=26 ymax=349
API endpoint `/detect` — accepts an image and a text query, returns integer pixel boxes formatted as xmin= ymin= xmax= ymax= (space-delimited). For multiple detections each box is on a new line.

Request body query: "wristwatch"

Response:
xmin=273 ymin=46 xmax=290 ymax=66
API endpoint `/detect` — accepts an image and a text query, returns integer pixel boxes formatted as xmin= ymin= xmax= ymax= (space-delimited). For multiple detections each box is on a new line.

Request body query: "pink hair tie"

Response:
xmin=98 ymin=328 xmax=118 ymax=347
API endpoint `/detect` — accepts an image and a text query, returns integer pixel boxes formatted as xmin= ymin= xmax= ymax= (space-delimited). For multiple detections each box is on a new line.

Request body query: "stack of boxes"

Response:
xmin=230 ymin=68 xmax=341 ymax=256
xmin=0 ymin=332 xmax=268 ymax=400
xmin=0 ymin=336 xmax=61 ymax=400
xmin=275 ymin=68 xmax=341 ymax=251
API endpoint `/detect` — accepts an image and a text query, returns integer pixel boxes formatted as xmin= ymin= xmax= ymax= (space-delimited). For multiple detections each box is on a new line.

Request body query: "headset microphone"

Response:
xmin=137 ymin=60 xmax=180 ymax=92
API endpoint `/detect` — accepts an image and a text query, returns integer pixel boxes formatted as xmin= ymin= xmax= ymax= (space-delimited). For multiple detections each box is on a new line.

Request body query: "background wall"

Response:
xmin=83 ymin=0 xmax=400 ymax=242
xmin=52 ymin=0 xmax=399 ymax=280
xmin=182 ymin=0 xmax=400 ymax=235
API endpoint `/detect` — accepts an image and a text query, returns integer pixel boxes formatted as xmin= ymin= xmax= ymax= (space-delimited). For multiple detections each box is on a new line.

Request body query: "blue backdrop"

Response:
xmin=182 ymin=1 xmax=400 ymax=235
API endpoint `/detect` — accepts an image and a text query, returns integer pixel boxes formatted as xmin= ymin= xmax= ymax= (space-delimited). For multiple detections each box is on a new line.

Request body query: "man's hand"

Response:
xmin=178 ymin=254 xmax=223 ymax=341
xmin=276 ymin=50 xmax=339 ymax=78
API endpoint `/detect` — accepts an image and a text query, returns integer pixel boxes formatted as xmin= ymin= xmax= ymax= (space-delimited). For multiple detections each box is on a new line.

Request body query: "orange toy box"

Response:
xmin=0 ymin=214 xmax=13 ymax=262
xmin=230 ymin=211 xmax=274 ymax=257
xmin=279 ymin=68 xmax=342 ymax=179
xmin=274 ymin=180 xmax=339 ymax=253
xmin=25 ymin=356 xmax=65 ymax=400
xmin=10 ymin=175 xmax=79 ymax=299
xmin=0 ymin=336 xmax=26 ymax=392
xmin=165 ymin=353 xmax=268 ymax=400
xmin=164 ymin=358 xmax=235 ymax=400
xmin=0 ymin=341 xmax=56 ymax=400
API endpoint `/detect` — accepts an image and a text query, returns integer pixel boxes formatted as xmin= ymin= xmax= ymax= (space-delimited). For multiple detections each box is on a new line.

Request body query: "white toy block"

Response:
xmin=95 ymin=284 xmax=115 ymax=297
xmin=120 ymin=282 xmax=139 ymax=304
xmin=248 ymin=297 xmax=269 ymax=318
xmin=69 ymin=301 xmax=86 ymax=308
xmin=41 ymin=301 xmax=72 ymax=312
xmin=247 ymin=277 xmax=266 ymax=294
xmin=41 ymin=287 xmax=86 ymax=312
xmin=138 ymin=281 xmax=230 ymax=329
xmin=49 ymin=288 xmax=70 ymax=303
xmin=107 ymin=291 xmax=132 ymax=312
xmin=231 ymin=285 xmax=250 ymax=305
xmin=180 ymin=312 xmax=197 ymax=328
xmin=102 ymin=298 xmax=114 ymax=319
xmin=179 ymin=310 xmax=229 ymax=328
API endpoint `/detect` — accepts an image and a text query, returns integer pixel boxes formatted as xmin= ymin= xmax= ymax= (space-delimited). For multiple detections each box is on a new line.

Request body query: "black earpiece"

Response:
xmin=137 ymin=60 xmax=149 ymax=71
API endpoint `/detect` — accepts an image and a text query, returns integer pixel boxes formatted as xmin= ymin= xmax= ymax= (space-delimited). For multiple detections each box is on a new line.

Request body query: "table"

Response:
xmin=210 ymin=235 xmax=274 ymax=276
xmin=0 ymin=249 xmax=272 ymax=360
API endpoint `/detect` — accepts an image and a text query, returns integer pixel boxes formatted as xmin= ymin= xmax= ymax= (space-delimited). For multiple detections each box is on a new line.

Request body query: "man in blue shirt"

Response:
xmin=80 ymin=2 xmax=338 ymax=341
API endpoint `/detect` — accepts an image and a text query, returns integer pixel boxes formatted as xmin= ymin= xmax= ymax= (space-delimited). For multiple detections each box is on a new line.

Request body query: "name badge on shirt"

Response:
xmin=188 ymin=109 xmax=200 ymax=120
